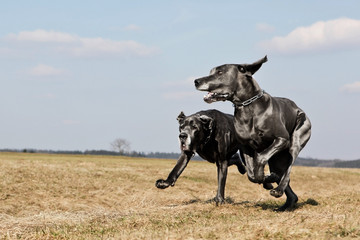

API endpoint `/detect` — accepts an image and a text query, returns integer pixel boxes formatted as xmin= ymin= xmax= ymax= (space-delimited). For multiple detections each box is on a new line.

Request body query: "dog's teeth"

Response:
xmin=203 ymin=92 xmax=216 ymax=104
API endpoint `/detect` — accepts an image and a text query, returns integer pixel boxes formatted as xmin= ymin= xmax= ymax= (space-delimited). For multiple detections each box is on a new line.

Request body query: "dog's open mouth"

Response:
xmin=181 ymin=143 xmax=194 ymax=153
xmin=181 ymin=143 xmax=187 ymax=151
xmin=203 ymin=92 xmax=230 ymax=103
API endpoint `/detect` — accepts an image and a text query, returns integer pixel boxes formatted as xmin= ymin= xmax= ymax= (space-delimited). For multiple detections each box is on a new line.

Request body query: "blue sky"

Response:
xmin=1 ymin=1 xmax=360 ymax=160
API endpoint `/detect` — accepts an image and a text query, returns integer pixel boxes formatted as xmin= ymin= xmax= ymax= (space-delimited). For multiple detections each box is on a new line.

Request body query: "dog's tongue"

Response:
xmin=204 ymin=92 xmax=215 ymax=103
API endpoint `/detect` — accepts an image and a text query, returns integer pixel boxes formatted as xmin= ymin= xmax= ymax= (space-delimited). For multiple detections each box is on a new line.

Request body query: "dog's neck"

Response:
xmin=232 ymin=77 xmax=262 ymax=104
xmin=233 ymin=89 xmax=265 ymax=108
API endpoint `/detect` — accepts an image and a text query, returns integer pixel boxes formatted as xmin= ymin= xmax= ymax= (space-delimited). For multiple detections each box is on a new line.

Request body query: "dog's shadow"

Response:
xmin=173 ymin=197 xmax=319 ymax=212
xmin=175 ymin=197 xmax=251 ymax=207
xmin=255 ymin=198 xmax=319 ymax=211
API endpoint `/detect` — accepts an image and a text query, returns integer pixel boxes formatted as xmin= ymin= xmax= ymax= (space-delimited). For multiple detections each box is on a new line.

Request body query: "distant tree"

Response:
xmin=110 ymin=138 xmax=131 ymax=155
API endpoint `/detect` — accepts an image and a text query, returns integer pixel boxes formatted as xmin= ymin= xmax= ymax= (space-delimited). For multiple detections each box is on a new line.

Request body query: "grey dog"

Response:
xmin=156 ymin=109 xmax=246 ymax=204
xmin=194 ymin=56 xmax=311 ymax=211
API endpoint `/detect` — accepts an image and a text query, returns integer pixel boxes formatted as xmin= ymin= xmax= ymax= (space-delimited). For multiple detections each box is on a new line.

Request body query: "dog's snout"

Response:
xmin=179 ymin=132 xmax=187 ymax=140
xmin=194 ymin=79 xmax=200 ymax=88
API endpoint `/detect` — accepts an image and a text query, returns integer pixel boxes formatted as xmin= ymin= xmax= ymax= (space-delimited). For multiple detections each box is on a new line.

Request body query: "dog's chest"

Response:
xmin=234 ymin=116 xmax=270 ymax=150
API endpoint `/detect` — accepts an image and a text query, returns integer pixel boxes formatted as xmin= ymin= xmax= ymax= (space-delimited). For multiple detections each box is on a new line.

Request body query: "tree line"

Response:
xmin=0 ymin=148 xmax=184 ymax=159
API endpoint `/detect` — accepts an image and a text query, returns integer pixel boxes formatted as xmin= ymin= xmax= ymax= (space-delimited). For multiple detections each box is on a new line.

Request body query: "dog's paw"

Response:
xmin=213 ymin=196 xmax=225 ymax=206
xmin=155 ymin=179 xmax=170 ymax=189
xmin=270 ymin=187 xmax=284 ymax=198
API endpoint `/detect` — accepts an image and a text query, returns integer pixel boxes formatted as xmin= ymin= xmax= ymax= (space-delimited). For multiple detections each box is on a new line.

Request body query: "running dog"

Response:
xmin=194 ymin=56 xmax=311 ymax=211
xmin=156 ymin=109 xmax=246 ymax=204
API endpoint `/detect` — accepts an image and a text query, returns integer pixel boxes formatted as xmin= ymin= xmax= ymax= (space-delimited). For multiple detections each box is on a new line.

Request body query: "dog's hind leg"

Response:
xmin=268 ymin=152 xmax=297 ymax=210
xmin=276 ymin=183 xmax=298 ymax=211
xmin=270 ymin=111 xmax=311 ymax=198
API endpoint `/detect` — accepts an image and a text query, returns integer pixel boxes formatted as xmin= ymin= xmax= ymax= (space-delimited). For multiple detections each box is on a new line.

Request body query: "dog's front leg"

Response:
xmin=254 ymin=137 xmax=289 ymax=193
xmin=239 ymin=146 xmax=274 ymax=189
xmin=155 ymin=152 xmax=192 ymax=189
xmin=240 ymin=146 xmax=258 ymax=182
xmin=215 ymin=160 xmax=228 ymax=205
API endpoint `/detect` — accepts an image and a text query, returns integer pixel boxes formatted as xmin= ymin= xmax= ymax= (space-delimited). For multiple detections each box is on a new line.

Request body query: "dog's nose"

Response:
xmin=179 ymin=132 xmax=187 ymax=140
xmin=194 ymin=79 xmax=200 ymax=88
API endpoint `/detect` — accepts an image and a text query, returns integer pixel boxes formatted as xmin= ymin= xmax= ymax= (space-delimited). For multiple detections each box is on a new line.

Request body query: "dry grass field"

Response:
xmin=0 ymin=152 xmax=359 ymax=239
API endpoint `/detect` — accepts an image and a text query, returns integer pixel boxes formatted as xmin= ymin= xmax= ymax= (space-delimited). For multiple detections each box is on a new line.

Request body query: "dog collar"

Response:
xmin=233 ymin=90 xmax=265 ymax=108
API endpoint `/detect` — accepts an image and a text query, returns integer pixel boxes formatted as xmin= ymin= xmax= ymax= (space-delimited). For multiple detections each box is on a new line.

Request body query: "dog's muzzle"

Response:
xmin=194 ymin=78 xmax=230 ymax=103
xmin=179 ymin=132 xmax=192 ymax=151
xmin=194 ymin=78 xmax=208 ymax=91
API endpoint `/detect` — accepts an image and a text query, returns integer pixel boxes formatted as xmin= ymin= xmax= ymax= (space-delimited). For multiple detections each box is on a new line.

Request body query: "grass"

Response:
xmin=0 ymin=152 xmax=359 ymax=239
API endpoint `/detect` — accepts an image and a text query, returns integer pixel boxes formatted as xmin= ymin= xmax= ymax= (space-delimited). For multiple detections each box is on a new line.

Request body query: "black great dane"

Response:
xmin=156 ymin=109 xmax=246 ymax=204
xmin=194 ymin=56 xmax=311 ymax=211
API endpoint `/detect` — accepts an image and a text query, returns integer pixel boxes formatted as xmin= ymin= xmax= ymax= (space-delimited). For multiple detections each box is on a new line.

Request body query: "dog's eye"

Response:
xmin=217 ymin=71 xmax=223 ymax=75
xmin=239 ymin=67 xmax=246 ymax=73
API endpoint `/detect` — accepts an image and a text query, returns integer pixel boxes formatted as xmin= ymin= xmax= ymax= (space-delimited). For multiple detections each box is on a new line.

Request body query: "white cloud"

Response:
xmin=4 ymin=29 xmax=157 ymax=57
xmin=63 ymin=120 xmax=80 ymax=125
xmin=73 ymin=38 xmax=155 ymax=57
xmin=124 ymin=24 xmax=141 ymax=31
xmin=340 ymin=81 xmax=360 ymax=93
xmin=29 ymin=64 xmax=65 ymax=77
xmin=6 ymin=29 xmax=76 ymax=43
xmin=256 ymin=23 xmax=275 ymax=33
xmin=259 ymin=18 xmax=360 ymax=54
xmin=42 ymin=93 xmax=56 ymax=99
xmin=0 ymin=47 xmax=14 ymax=55
xmin=35 ymin=93 xmax=57 ymax=99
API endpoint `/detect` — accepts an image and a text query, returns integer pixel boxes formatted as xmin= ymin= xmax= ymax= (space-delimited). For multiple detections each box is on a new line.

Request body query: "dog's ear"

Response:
xmin=199 ymin=115 xmax=213 ymax=128
xmin=199 ymin=115 xmax=214 ymax=143
xmin=245 ymin=55 xmax=268 ymax=75
xmin=177 ymin=111 xmax=186 ymax=123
